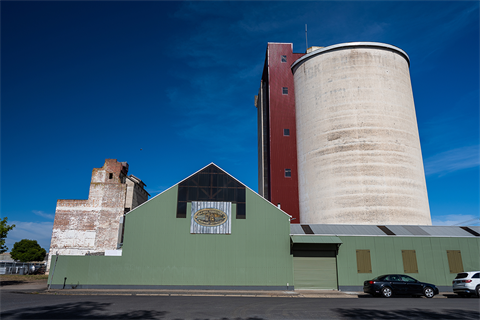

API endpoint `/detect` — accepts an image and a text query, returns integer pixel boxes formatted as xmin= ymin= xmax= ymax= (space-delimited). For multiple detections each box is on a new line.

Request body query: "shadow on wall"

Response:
xmin=0 ymin=301 xmax=266 ymax=320
xmin=333 ymin=308 xmax=480 ymax=320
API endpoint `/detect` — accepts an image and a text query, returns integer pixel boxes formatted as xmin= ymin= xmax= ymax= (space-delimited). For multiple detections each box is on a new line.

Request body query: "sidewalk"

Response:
xmin=1 ymin=279 xmax=453 ymax=298
xmin=45 ymin=288 xmax=359 ymax=298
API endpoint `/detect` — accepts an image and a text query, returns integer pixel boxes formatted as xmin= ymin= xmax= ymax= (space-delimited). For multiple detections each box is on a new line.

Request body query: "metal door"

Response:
xmin=293 ymin=257 xmax=337 ymax=289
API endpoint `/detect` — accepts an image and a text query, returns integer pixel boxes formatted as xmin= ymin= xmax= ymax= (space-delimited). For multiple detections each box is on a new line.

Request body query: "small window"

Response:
xmin=402 ymin=250 xmax=418 ymax=273
xmin=473 ymin=273 xmax=480 ymax=279
xmin=356 ymin=249 xmax=372 ymax=273
xmin=285 ymin=169 xmax=291 ymax=178
xmin=282 ymin=87 xmax=288 ymax=95
xmin=447 ymin=250 xmax=464 ymax=273
xmin=283 ymin=129 xmax=290 ymax=136
xmin=109 ymin=173 xmax=113 ymax=179
xmin=281 ymin=55 xmax=287 ymax=63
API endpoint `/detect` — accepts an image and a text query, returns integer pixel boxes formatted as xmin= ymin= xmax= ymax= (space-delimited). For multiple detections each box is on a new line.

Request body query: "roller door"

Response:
xmin=293 ymin=256 xmax=337 ymax=289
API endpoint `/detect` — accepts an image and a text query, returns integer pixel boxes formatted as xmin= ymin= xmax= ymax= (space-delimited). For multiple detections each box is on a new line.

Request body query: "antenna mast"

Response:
xmin=305 ymin=24 xmax=308 ymax=52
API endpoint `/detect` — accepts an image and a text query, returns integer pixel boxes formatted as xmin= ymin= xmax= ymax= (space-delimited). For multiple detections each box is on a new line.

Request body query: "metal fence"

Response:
xmin=0 ymin=261 xmax=45 ymax=275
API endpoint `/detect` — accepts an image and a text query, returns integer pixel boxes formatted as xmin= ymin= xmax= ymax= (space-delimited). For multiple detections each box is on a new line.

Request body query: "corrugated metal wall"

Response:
xmin=336 ymin=236 xmax=480 ymax=288
xmin=48 ymin=187 xmax=293 ymax=289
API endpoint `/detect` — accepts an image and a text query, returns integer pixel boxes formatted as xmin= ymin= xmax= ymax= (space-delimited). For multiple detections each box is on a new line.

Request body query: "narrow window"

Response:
xmin=109 ymin=173 xmax=113 ymax=179
xmin=447 ymin=250 xmax=464 ymax=273
xmin=282 ymin=87 xmax=288 ymax=95
xmin=402 ymin=250 xmax=418 ymax=273
xmin=281 ymin=55 xmax=287 ymax=63
xmin=283 ymin=129 xmax=290 ymax=136
xmin=285 ymin=169 xmax=291 ymax=178
xmin=356 ymin=250 xmax=372 ymax=273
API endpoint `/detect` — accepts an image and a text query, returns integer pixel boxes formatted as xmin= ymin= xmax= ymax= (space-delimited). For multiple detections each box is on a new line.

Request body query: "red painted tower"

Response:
xmin=255 ymin=43 xmax=304 ymax=223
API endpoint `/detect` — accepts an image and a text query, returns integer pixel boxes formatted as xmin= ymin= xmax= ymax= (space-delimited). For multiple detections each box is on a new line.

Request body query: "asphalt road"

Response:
xmin=1 ymin=291 xmax=479 ymax=320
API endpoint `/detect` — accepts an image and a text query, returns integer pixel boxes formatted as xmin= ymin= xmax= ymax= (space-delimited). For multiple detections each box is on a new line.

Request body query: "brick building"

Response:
xmin=47 ymin=159 xmax=149 ymax=271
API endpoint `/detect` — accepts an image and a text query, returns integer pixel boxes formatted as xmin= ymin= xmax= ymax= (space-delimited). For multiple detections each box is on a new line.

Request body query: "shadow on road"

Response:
xmin=333 ymin=308 xmax=480 ymax=319
xmin=0 ymin=301 xmax=167 ymax=319
xmin=0 ymin=301 xmax=266 ymax=320
xmin=0 ymin=281 xmax=25 ymax=286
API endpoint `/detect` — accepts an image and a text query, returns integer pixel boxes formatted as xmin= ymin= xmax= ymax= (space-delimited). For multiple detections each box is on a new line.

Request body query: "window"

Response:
xmin=282 ymin=87 xmax=288 ymax=95
xmin=402 ymin=250 xmax=418 ymax=273
xmin=283 ymin=129 xmax=290 ymax=136
xmin=356 ymin=250 xmax=372 ymax=273
xmin=285 ymin=169 xmax=291 ymax=178
xmin=447 ymin=250 xmax=464 ymax=273
xmin=176 ymin=164 xmax=246 ymax=219
xmin=109 ymin=173 xmax=113 ymax=179
xmin=400 ymin=275 xmax=417 ymax=282
xmin=281 ymin=55 xmax=287 ymax=63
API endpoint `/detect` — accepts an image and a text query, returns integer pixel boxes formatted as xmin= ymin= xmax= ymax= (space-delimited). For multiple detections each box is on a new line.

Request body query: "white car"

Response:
xmin=452 ymin=271 xmax=480 ymax=297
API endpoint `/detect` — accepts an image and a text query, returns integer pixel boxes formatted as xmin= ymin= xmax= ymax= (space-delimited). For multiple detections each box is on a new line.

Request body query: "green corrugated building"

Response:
xmin=48 ymin=164 xmax=480 ymax=291
xmin=49 ymin=164 xmax=294 ymax=290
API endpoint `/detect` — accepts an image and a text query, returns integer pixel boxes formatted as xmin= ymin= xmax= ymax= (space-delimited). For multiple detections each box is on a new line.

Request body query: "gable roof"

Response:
xmin=128 ymin=163 xmax=291 ymax=219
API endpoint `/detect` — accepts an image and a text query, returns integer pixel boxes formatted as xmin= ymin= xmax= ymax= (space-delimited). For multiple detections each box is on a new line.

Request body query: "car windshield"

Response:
xmin=455 ymin=273 xmax=469 ymax=279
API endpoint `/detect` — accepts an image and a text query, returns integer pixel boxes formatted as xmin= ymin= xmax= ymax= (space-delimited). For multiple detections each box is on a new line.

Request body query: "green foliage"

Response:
xmin=10 ymin=239 xmax=46 ymax=262
xmin=0 ymin=217 xmax=15 ymax=253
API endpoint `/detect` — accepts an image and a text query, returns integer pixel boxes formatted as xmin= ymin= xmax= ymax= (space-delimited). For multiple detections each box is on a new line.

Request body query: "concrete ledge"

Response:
xmin=291 ymin=41 xmax=410 ymax=74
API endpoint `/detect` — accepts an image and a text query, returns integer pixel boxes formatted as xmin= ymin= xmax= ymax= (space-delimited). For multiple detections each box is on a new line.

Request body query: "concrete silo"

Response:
xmin=291 ymin=42 xmax=431 ymax=225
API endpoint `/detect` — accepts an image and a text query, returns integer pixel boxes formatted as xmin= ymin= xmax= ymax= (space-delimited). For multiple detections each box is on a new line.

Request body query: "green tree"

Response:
xmin=10 ymin=239 xmax=46 ymax=262
xmin=0 ymin=217 xmax=15 ymax=253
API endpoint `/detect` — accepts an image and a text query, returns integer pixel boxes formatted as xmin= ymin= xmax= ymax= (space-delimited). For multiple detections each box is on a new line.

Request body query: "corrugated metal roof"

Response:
xmin=468 ymin=226 xmax=480 ymax=233
xmin=402 ymin=225 xmax=431 ymax=236
xmin=290 ymin=224 xmax=305 ymax=234
xmin=290 ymin=235 xmax=343 ymax=244
xmin=291 ymin=224 xmax=480 ymax=238
xmin=309 ymin=224 xmax=385 ymax=236
xmin=418 ymin=226 xmax=476 ymax=237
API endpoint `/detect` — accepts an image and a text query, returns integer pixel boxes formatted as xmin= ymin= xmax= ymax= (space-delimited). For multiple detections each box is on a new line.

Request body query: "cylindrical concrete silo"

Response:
xmin=291 ymin=42 xmax=431 ymax=225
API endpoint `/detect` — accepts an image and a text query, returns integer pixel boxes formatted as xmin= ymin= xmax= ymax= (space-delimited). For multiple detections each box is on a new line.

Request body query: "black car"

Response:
xmin=363 ymin=274 xmax=439 ymax=298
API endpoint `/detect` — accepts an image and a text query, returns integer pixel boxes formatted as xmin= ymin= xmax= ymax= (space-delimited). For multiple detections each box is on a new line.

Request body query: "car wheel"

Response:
xmin=381 ymin=287 xmax=392 ymax=298
xmin=424 ymin=287 xmax=434 ymax=298
xmin=476 ymin=286 xmax=480 ymax=298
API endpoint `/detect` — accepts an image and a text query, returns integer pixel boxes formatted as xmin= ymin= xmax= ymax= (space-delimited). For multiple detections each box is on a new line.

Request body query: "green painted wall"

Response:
xmin=336 ymin=236 xmax=480 ymax=287
xmin=48 ymin=186 xmax=293 ymax=288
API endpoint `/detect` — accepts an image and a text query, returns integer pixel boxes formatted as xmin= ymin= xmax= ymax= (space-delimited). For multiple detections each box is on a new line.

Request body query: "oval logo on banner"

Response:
xmin=194 ymin=208 xmax=228 ymax=227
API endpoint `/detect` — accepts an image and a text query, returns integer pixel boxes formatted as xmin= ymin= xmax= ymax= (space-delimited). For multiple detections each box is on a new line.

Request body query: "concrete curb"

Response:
xmin=1 ymin=282 xmax=455 ymax=299
xmin=43 ymin=289 xmax=359 ymax=298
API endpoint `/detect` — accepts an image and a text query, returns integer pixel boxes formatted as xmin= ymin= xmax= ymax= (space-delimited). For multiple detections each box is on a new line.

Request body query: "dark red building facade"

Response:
xmin=255 ymin=43 xmax=304 ymax=223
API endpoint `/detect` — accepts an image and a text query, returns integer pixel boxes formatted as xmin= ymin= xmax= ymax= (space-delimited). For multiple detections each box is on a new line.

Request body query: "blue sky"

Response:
xmin=1 ymin=1 xmax=479 ymax=251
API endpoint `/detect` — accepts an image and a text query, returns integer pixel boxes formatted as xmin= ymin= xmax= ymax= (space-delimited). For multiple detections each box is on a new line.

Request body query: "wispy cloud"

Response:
xmin=432 ymin=214 xmax=480 ymax=226
xmin=424 ymin=145 xmax=479 ymax=176
xmin=33 ymin=210 xmax=55 ymax=220
xmin=146 ymin=186 xmax=170 ymax=197
xmin=5 ymin=221 xmax=53 ymax=251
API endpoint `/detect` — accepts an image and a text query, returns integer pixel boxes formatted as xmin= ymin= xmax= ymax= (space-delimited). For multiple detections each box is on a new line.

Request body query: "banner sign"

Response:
xmin=190 ymin=201 xmax=231 ymax=234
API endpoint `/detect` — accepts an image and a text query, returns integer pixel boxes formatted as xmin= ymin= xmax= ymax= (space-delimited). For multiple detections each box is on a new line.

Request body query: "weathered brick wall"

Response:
xmin=47 ymin=159 xmax=138 ymax=272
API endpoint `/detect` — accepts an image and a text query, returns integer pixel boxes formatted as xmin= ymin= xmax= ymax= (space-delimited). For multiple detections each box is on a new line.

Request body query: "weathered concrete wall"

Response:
xmin=292 ymin=42 xmax=431 ymax=225
xmin=48 ymin=159 xmax=148 ymax=271
xmin=125 ymin=175 xmax=149 ymax=211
